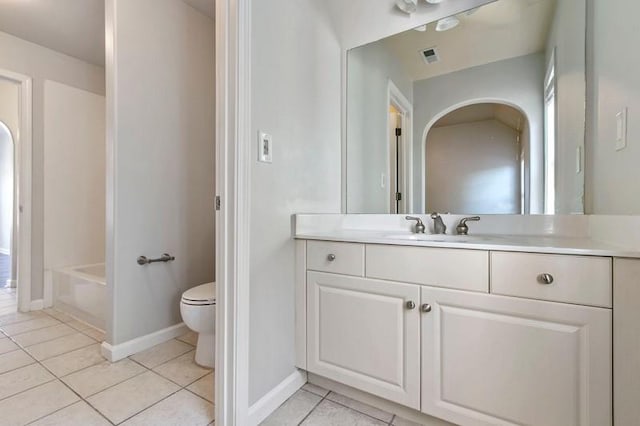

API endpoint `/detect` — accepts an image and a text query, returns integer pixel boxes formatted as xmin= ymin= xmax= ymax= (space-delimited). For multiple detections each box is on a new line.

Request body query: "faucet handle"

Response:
xmin=430 ymin=212 xmax=440 ymax=219
xmin=456 ymin=216 xmax=481 ymax=235
xmin=405 ymin=216 xmax=426 ymax=234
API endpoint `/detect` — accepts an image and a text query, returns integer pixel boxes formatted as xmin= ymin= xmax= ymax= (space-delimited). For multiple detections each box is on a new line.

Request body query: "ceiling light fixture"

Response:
xmin=435 ymin=16 xmax=460 ymax=32
xmin=413 ymin=25 xmax=428 ymax=32
xmin=395 ymin=0 xmax=417 ymax=14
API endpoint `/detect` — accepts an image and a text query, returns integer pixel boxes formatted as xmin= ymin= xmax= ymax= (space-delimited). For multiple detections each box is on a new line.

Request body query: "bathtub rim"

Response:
xmin=58 ymin=262 xmax=106 ymax=285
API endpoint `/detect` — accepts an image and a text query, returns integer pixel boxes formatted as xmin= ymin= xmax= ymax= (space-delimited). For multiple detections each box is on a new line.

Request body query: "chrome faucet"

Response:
xmin=405 ymin=216 xmax=426 ymax=234
xmin=456 ymin=216 xmax=481 ymax=235
xmin=430 ymin=213 xmax=447 ymax=234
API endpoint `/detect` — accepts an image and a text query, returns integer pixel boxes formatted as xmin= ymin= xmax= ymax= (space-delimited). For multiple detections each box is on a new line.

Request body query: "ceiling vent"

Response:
xmin=420 ymin=47 xmax=440 ymax=65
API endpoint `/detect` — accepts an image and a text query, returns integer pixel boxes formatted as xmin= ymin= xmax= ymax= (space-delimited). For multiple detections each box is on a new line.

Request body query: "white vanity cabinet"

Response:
xmin=297 ymin=240 xmax=613 ymax=426
xmin=306 ymin=271 xmax=421 ymax=409
xmin=420 ymin=286 xmax=612 ymax=426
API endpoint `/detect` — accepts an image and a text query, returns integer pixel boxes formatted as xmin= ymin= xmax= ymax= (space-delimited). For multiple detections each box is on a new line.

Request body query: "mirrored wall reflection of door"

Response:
xmin=387 ymin=80 xmax=413 ymax=215
xmin=424 ymin=103 xmax=527 ymax=215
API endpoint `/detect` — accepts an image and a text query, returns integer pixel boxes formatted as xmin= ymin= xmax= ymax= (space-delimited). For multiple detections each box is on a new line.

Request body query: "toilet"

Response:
xmin=180 ymin=282 xmax=216 ymax=368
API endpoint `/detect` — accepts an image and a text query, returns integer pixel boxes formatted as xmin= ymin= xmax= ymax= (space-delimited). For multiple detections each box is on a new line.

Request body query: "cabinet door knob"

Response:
xmin=421 ymin=303 xmax=432 ymax=313
xmin=327 ymin=254 xmax=336 ymax=262
xmin=537 ymin=273 xmax=554 ymax=285
xmin=406 ymin=301 xmax=416 ymax=310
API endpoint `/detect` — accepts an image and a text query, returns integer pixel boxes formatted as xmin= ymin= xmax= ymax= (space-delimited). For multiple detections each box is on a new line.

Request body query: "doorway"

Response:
xmin=0 ymin=69 xmax=33 ymax=313
xmin=0 ymin=120 xmax=15 ymax=314
xmin=424 ymin=103 xmax=528 ymax=214
xmin=387 ymin=80 xmax=413 ymax=214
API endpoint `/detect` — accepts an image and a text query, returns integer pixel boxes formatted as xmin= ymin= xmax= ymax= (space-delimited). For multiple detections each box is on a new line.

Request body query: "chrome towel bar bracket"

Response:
xmin=137 ymin=253 xmax=175 ymax=266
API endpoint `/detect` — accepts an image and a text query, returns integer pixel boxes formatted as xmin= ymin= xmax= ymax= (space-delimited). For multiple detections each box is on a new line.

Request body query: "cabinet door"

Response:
xmin=421 ymin=286 xmax=611 ymax=426
xmin=307 ymin=271 xmax=421 ymax=409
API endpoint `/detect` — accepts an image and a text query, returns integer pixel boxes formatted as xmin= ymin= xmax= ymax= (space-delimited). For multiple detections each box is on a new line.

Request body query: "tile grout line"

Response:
xmin=2 ymin=308 xmax=214 ymax=425
xmin=296 ymin=389 xmax=328 ymax=426
xmin=292 ymin=387 xmax=397 ymax=426
xmin=2 ymin=310 xmax=116 ymax=425
xmin=104 ymin=353 xmax=213 ymax=424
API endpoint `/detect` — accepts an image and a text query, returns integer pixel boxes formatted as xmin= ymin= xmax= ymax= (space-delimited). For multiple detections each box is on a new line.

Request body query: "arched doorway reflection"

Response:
xmin=424 ymin=103 xmax=528 ymax=214
xmin=0 ymin=121 xmax=14 ymax=291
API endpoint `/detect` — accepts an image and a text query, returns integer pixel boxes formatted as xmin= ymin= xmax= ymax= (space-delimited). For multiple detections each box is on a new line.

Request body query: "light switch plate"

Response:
xmin=258 ymin=131 xmax=273 ymax=163
xmin=616 ymin=108 xmax=628 ymax=151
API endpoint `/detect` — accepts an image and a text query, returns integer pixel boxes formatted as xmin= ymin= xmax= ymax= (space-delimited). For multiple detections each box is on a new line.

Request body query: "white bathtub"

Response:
xmin=53 ymin=262 xmax=106 ymax=332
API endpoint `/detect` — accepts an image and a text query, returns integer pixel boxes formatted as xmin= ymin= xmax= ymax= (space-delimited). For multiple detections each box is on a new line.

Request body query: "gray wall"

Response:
xmin=426 ymin=120 xmax=521 ymax=214
xmin=347 ymin=41 xmax=412 ymax=213
xmin=250 ymin=0 xmax=342 ymax=404
xmin=546 ymin=0 xmax=587 ymax=214
xmin=586 ymin=0 xmax=640 ymax=214
xmin=107 ymin=0 xmax=215 ymax=344
xmin=412 ymin=53 xmax=545 ymax=214
xmin=0 ymin=31 xmax=105 ymax=300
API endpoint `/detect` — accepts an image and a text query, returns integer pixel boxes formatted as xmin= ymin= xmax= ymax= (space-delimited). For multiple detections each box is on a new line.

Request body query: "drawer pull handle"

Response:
xmin=421 ymin=303 xmax=432 ymax=313
xmin=406 ymin=301 xmax=416 ymax=310
xmin=327 ymin=254 xmax=336 ymax=262
xmin=537 ymin=273 xmax=554 ymax=285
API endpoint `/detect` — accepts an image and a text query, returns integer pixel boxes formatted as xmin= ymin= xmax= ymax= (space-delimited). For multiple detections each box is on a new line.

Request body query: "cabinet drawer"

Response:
xmin=366 ymin=245 xmax=489 ymax=292
xmin=307 ymin=241 xmax=364 ymax=276
xmin=491 ymin=252 xmax=612 ymax=308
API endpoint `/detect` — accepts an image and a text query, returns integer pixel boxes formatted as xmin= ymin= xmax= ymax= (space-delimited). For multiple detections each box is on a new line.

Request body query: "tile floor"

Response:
xmin=0 ymin=307 xmax=214 ymax=425
xmin=0 ymin=254 xmax=11 ymax=287
xmin=260 ymin=383 xmax=454 ymax=426
xmin=0 ymin=285 xmax=18 ymax=317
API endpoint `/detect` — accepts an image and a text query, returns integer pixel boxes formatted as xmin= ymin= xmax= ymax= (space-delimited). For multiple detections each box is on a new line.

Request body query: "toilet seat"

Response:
xmin=181 ymin=283 xmax=216 ymax=306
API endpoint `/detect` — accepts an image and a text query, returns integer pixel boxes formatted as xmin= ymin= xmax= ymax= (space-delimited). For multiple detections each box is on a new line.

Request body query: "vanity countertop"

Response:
xmin=295 ymin=230 xmax=640 ymax=258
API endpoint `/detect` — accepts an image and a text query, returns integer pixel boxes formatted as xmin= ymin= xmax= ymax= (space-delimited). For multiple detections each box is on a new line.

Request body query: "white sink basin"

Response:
xmin=384 ymin=234 xmax=471 ymax=243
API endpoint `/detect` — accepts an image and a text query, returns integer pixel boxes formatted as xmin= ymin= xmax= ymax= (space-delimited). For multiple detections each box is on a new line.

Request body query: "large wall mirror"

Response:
xmin=346 ymin=0 xmax=586 ymax=215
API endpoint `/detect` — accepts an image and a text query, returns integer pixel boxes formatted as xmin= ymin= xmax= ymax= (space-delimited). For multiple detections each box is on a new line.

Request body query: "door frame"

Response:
xmin=0 ymin=68 xmax=32 ymax=312
xmin=387 ymin=80 xmax=413 ymax=214
xmin=215 ymin=0 xmax=252 ymax=424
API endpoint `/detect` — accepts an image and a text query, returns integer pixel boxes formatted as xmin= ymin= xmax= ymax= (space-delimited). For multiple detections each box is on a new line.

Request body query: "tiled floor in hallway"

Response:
xmin=0 ymin=307 xmax=214 ymax=425
xmin=0 ymin=283 xmax=17 ymax=317
xmin=260 ymin=384 xmax=454 ymax=426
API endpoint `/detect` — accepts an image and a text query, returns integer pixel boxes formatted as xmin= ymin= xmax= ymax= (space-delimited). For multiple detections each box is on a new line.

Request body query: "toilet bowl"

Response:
xmin=180 ymin=282 xmax=216 ymax=368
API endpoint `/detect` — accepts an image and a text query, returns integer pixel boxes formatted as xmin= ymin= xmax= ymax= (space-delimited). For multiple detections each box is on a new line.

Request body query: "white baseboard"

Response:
xmin=0 ymin=248 xmax=10 ymax=256
xmin=101 ymin=323 xmax=189 ymax=362
xmin=248 ymin=369 xmax=307 ymax=425
xmin=30 ymin=299 xmax=44 ymax=311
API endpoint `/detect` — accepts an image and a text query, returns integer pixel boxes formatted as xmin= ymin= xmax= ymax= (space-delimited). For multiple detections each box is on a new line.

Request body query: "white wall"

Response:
xmin=412 ymin=53 xmax=545 ymax=213
xmin=0 ymin=80 xmax=19 ymax=258
xmin=107 ymin=0 xmax=215 ymax=345
xmin=426 ymin=119 xmax=521 ymax=214
xmin=43 ymin=81 xmax=105 ymax=272
xmin=546 ymin=0 xmax=586 ymax=214
xmin=586 ymin=0 xmax=640 ymax=214
xmin=347 ymin=41 xmax=412 ymax=213
xmin=0 ymin=31 xmax=104 ymax=300
xmin=250 ymin=0 xmax=342 ymax=404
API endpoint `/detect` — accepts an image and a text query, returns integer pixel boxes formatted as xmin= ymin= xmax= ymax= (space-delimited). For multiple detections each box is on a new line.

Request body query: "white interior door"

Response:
xmin=307 ymin=272 xmax=421 ymax=409
xmin=421 ymin=286 xmax=612 ymax=426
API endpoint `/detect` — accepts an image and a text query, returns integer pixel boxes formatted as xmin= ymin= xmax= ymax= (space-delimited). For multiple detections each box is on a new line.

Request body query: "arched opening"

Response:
xmin=0 ymin=121 xmax=15 ymax=298
xmin=423 ymin=103 xmax=529 ymax=214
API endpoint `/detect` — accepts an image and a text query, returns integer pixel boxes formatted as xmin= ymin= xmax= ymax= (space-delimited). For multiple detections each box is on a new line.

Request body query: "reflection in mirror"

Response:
xmin=346 ymin=0 xmax=586 ymax=215
xmin=425 ymin=103 xmax=526 ymax=214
